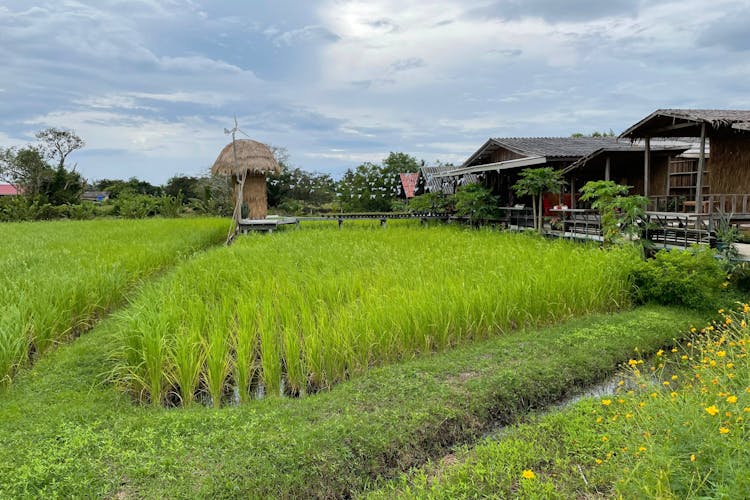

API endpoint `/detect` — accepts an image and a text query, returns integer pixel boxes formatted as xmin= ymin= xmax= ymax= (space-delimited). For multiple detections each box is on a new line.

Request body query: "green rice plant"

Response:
xmin=0 ymin=217 xmax=227 ymax=385
xmin=115 ymin=221 xmax=641 ymax=406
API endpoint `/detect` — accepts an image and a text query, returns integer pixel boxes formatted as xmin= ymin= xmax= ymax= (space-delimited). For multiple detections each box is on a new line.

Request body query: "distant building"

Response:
xmin=81 ymin=191 xmax=110 ymax=202
xmin=396 ymin=172 xmax=419 ymax=199
xmin=0 ymin=184 xmax=21 ymax=196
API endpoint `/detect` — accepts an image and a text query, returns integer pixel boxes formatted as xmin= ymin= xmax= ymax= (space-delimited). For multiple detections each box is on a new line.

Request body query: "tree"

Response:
xmin=453 ymin=184 xmax=499 ymax=224
xmin=164 ymin=175 xmax=200 ymax=201
xmin=512 ymin=167 xmax=565 ymax=233
xmin=571 ymin=130 xmax=616 ymax=138
xmin=579 ymin=180 xmax=647 ymax=247
xmin=35 ymin=128 xmax=85 ymax=170
xmin=0 ymin=146 xmax=53 ymax=198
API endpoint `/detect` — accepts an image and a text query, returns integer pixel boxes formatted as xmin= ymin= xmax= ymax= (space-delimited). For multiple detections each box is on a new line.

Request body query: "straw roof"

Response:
xmin=211 ymin=139 xmax=281 ymax=176
xmin=620 ymin=109 xmax=750 ymax=139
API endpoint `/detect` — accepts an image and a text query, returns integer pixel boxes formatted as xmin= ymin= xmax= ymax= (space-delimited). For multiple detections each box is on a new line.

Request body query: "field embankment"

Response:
xmin=114 ymin=223 xmax=639 ymax=406
xmin=368 ymin=306 xmax=749 ymax=499
xmin=0 ymin=306 xmax=703 ymax=498
xmin=0 ymin=217 xmax=226 ymax=384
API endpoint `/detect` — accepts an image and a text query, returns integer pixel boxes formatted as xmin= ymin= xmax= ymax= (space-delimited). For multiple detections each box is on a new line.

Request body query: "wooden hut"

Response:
xmin=620 ymin=109 xmax=750 ymax=214
xmin=211 ymin=139 xmax=280 ymax=221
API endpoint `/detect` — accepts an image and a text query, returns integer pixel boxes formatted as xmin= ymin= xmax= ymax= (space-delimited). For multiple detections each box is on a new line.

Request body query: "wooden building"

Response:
xmin=620 ymin=109 xmax=750 ymax=214
xmin=443 ymin=137 xmax=681 ymax=208
xmin=396 ymin=172 xmax=419 ymax=199
xmin=414 ymin=165 xmax=479 ymax=196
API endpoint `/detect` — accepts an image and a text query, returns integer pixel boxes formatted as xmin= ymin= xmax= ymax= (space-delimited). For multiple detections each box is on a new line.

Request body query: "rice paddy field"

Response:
xmin=0 ymin=217 xmax=226 ymax=384
xmin=115 ymin=222 xmax=640 ymax=407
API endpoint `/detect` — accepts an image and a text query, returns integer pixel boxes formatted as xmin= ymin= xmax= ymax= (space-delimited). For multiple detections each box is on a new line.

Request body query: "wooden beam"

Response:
xmin=571 ymin=177 xmax=577 ymax=209
xmin=649 ymin=121 xmax=697 ymax=135
xmin=695 ymin=122 xmax=706 ymax=215
xmin=604 ymin=156 xmax=611 ymax=181
xmin=644 ymin=137 xmax=651 ymax=197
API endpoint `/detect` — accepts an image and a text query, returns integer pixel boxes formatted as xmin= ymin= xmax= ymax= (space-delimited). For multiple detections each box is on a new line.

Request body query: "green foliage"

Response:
xmin=631 ymin=246 xmax=726 ymax=309
xmin=513 ymin=167 xmax=565 ymax=232
xmin=113 ymin=192 xmax=160 ymax=218
xmin=95 ymin=177 xmax=163 ymax=198
xmin=164 ymin=175 xmax=200 ymax=201
xmin=453 ymin=184 xmax=500 ymax=223
xmin=408 ymin=192 xmax=452 ymax=213
xmin=714 ymin=211 xmax=741 ymax=262
xmin=580 ymin=180 xmax=646 ymax=246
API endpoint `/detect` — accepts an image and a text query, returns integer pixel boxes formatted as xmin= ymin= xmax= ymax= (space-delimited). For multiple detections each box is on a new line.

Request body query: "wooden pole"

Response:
xmin=695 ymin=122 xmax=706 ymax=215
xmin=644 ymin=137 xmax=651 ymax=198
xmin=571 ymin=177 xmax=577 ymax=209
xmin=605 ymin=156 xmax=611 ymax=181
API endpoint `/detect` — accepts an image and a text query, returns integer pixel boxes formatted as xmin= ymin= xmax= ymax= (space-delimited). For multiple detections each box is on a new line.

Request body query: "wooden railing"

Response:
xmin=649 ymin=194 xmax=750 ymax=215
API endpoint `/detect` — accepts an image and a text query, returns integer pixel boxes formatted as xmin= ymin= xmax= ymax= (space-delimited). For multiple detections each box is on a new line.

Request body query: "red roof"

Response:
xmin=0 ymin=184 xmax=21 ymax=196
xmin=399 ymin=172 xmax=419 ymax=198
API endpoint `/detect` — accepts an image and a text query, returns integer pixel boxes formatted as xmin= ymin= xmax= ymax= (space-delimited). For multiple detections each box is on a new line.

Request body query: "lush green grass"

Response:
xmin=0 ymin=306 xmax=703 ymax=498
xmin=370 ymin=305 xmax=750 ymax=499
xmin=115 ymin=222 xmax=639 ymax=406
xmin=0 ymin=217 xmax=227 ymax=384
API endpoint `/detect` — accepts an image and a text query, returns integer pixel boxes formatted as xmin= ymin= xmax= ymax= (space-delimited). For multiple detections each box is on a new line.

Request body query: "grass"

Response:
xmin=0 ymin=305 xmax=704 ymax=498
xmin=369 ymin=304 xmax=750 ymax=499
xmin=0 ymin=217 xmax=227 ymax=385
xmin=115 ymin=221 xmax=640 ymax=406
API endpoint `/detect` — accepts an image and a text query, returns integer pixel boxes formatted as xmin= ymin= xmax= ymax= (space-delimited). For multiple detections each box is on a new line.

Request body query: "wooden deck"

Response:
xmin=237 ymin=217 xmax=299 ymax=233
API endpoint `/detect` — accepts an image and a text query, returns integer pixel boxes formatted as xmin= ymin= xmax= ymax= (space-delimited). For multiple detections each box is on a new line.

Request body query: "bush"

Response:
xmin=453 ymin=184 xmax=499 ymax=223
xmin=631 ymin=246 xmax=726 ymax=309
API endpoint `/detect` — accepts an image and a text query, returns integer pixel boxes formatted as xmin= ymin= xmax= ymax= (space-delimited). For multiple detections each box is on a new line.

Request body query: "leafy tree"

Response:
xmin=336 ymin=152 xmax=422 ymax=212
xmin=512 ymin=167 xmax=565 ymax=233
xmin=579 ymin=180 xmax=647 ymax=247
xmin=43 ymin=164 xmax=84 ymax=205
xmin=408 ymin=192 xmax=453 ymax=213
xmin=0 ymin=146 xmax=53 ymax=197
xmin=453 ymin=184 xmax=499 ymax=224
xmin=164 ymin=175 xmax=200 ymax=201
xmin=95 ymin=177 xmax=162 ymax=198
xmin=571 ymin=130 xmax=616 ymax=138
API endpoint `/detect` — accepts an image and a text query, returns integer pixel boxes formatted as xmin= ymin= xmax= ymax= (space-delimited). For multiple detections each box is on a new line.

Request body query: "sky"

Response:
xmin=1 ymin=0 xmax=749 ymax=184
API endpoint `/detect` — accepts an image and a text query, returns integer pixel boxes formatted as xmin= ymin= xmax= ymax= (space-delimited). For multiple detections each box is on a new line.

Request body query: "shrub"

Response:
xmin=631 ymin=246 xmax=726 ymax=309
xmin=453 ymin=184 xmax=499 ymax=224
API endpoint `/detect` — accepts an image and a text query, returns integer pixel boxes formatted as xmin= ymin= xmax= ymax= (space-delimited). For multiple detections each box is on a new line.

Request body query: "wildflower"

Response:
xmin=670 ymin=392 xmax=678 ymax=398
xmin=725 ymin=317 xmax=732 ymax=325
xmin=744 ymin=303 xmax=750 ymax=313
xmin=639 ymin=401 xmax=646 ymax=408
xmin=727 ymin=362 xmax=734 ymax=369
xmin=596 ymin=416 xmax=603 ymax=423
xmin=522 ymin=469 xmax=535 ymax=479
xmin=727 ymin=395 xmax=738 ymax=404
xmin=745 ymin=407 xmax=750 ymax=413
xmin=656 ymin=349 xmax=664 ymax=357
xmin=719 ymin=309 xmax=725 ymax=314
xmin=705 ymin=405 xmax=719 ymax=416
xmin=651 ymin=392 xmax=658 ymax=398
xmin=722 ymin=282 xmax=729 ymax=288
xmin=717 ymin=351 xmax=726 ymax=357
xmin=602 ymin=399 xmax=612 ymax=406
xmin=690 ymin=454 xmax=696 ymax=462
xmin=628 ymin=359 xmax=638 ymax=367
xmin=639 ymin=446 xmax=647 ymax=452
xmin=625 ymin=413 xmax=633 ymax=419
xmin=681 ymin=355 xmax=689 ymax=361
xmin=690 ymin=327 xmax=697 ymax=333
xmin=672 ymin=348 xmax=678 ymax=353
xmin=671 ymin=375 xmax=679 ymax=381
xmin=726 ymin=411 xmax=733 ymax=417
xmin=742 ymin=320 xmax=747 ymax=329
xmin=601 ymin=436 xmax=609 ymax=442
xmin=595 ymin=459 xmax=603 ymax=465
xmin=719 ymin=427 xmax=730 ymax=434
xmin=663 ymin=381 xmax=671 ymax=386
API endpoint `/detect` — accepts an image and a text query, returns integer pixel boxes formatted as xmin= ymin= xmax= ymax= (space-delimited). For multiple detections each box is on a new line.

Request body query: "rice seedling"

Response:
xmin=115 ymin=221 xmax=640 ymax=406
xmin=0 ymin=217 xmax=226 ymax=385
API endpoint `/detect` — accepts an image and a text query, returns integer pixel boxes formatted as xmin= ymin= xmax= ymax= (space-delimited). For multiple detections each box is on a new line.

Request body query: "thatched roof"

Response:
xmin=620 ymin=109 xmax=750 ymax=139
xmin=211 ymin=139 xmax=281 ymax=176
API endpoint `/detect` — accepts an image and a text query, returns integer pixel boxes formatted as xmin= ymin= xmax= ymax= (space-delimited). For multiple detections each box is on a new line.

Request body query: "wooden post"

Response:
xmin=605 ymin=156 xmax=611 ymax=181
xmin=695 ymin=122 xmax=706 ymax=215
xmin=644 ymin=137 xmax=651 ymax=198
xmin=570 ymin=177 xmax=577 ymax=209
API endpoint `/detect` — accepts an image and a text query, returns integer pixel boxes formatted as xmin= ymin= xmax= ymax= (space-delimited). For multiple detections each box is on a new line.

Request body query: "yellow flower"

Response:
xmin=522 ymin=469 xmax=535 ymax=479
xmin=628 ymin=359 xmax=638 ymax=367
xmin=725 ymin=317 xmax=732 ymax=325
xmin=602 ymin=436 xmax=609 ymax=442
xmin=727 ymin=363 xmax=735 ymax=369
xmin=690 ymin=454 xmax=696 ymax=462
xmin=717 ymin=351 xmax=726 ymax=358
xmin=663 ymin=381 xmax=671 ymax=386
xmin=602 ymin=399 xmax=612 ymax=406
xmin=743 ymin=303 xmax=750 ymax=313
xmin=639 ymin=446 xmax=647 ymax=452
xmin=596 ymin=417 xmax=603 ymax=423
xmin=595 ymin=458 xmax=603 ymax=465
xmin=719 ymin=309 xmax=725 ymax=314
xmin=671 ymin=375 xmax=679 ymax=381
xmin=670 ymin=392 xmax=678 ymax=398
xmin=727 ymin=395 xmax=738 ymax=404
xmin=742 ymin=320 xmax=747 ymax=329
xmin=705 ymin=405 xmax=719 ymax=416
xmin=639 ymin=401 xmax=646 ymax=408
xmin=617 ymin=399 xmax=625 ymax=404
xmin=681 ymin=355 xmax=689 ymax=361
xmin=719 ymin=427 xmax=730 ymax=434
xmin=625 ymin=413 xmax=633 ymax=419
xmin=672 ymin=348 xmax=678 ymax=353
xmin=656 ymin=349 xmax=664 ymax=357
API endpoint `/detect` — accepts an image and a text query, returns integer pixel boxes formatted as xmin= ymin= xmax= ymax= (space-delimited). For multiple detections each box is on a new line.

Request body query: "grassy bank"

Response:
xmin=370 ymin=305 xmax=749 ymax=498
xmin=115 ymin=223 xmax=638 ymax=406
xmin=0 ymin=217 xmax=226 ymax=384
xmin=0 ymin=306 xmax=703 ymax=498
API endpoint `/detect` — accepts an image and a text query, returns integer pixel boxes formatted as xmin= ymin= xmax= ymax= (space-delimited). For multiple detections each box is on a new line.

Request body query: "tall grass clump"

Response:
xmin=115 ymin=221 xmax=640 ymax=406
xmin=0 ymin=217 xmax=226 ymax=385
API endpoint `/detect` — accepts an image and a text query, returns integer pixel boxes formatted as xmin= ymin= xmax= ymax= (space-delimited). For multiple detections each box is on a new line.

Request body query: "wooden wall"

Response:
xmin=709 ymin=134 xmax=750 ymax=194
xmin=489 ymin=147 xmax=524 ymax=163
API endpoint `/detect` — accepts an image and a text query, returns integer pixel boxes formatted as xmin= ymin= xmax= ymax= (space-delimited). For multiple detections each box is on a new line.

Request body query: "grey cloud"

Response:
xmin=467 ymin=0 xmax=641 ymax=22
xmin=367 ymin=18 xmax=399 ymax=32
xmin=272 ymin=25 xmax=340 ymax=47
xmin=698 ymin=7 xmax=750 ymax=51
xmin=390 ymin=57 xmax=425 ymax=72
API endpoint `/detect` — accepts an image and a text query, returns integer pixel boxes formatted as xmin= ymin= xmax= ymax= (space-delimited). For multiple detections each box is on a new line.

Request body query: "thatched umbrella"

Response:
xmin=211 ymin=139 xmax=280 ymax=225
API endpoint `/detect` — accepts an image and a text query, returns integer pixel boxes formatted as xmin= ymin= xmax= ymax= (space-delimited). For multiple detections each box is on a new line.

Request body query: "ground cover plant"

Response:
xmin=370 ymin=305 xmax=749 ymax=498
xmin=0 ymin=217 xmax=226 ymax=384
xmin=0 ymin=306 xmax=703 ymax=498
xmin=114 ymin=222 xmax=639 ymax=406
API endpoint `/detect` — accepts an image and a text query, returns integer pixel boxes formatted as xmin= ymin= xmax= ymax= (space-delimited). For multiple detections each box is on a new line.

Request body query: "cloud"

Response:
xmin=466 ymin=0 xmax=641 ymax=22
xmin=698 ymin=5 xmax=750 ymax=51
xmin=271 ymin=24 xmax=340 ymax=47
